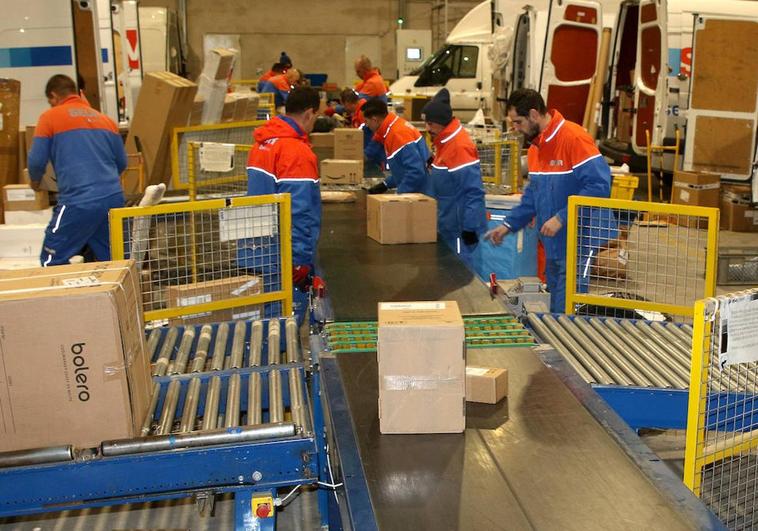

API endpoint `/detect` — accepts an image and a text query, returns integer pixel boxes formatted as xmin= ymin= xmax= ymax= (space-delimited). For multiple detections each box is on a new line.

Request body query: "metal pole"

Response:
xmin=285 ymin=317 xmax=299 ymax=363
xmin=101 ymin=423 xmax=297 ymax=457
xmin=0 ymin=445 xmax=74 ymax=469
xmin=153 ymin=327 xmax=179 ymax=376
xmin=210 ymin=323 xmax=230 ymax=371
xmin=141 ymin=382 xmax=161 ymax=436
xmin=526 ymin=314 xmax=595 ymax=383
xmin=542 ymin=315 xmax=614 ymax=384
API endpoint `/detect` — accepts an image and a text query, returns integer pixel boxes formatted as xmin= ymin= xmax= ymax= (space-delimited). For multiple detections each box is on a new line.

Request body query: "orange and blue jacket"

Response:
xmin=28 ymin=95 xmax=125 ymax=204
xmin=243 ymin=116 xmax=321 ymax=267
xmin=355 ymin=69 xmax=387 ymax=102
xmin=430 ymin=118 xmax=486 ymax=240
xmin=503 ymin=110 xmax=612 ymax=260
xmin=260 ymin=74 xmax=292 ymax=107
xmin=351 ymin=98 xmax=386 ymax=169
xmin=257 ymin=69 xmax=276 ymax=92
xmin=373 ymin=113 xmax=430 ymax=194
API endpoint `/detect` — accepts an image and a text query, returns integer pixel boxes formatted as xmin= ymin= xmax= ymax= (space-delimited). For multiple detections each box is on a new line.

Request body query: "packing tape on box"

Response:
xmin=672 ymin=181 xmax=720 ymax=191
xmin=723 ymin=191 xmax=752 ymax=205
xmin=383 ymin=375 xmax=461 ymax=391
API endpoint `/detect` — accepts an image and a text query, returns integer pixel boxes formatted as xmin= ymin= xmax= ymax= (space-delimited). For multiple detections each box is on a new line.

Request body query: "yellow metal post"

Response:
xmin=646 ymin=129 xmax=653 ymax=202
xmin=108 ymin=209 xmax=126 ymax=260
xmin=683 ymin=299 xmax=710 ymax=495
xmin=493 ymin=130 xmax=502 ymax=187
xmin=565 ymin=196 xmax=579 ymax=314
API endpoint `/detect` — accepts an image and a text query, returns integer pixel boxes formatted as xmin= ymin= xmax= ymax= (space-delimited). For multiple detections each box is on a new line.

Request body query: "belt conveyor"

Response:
xmin=315 ymin=195 xmax=724 ymax=530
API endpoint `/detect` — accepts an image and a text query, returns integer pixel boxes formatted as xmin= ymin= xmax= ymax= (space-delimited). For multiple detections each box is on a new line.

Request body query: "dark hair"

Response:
xmin=506 ymin=88 xmax=547 ymax=117
xmin=340 ymin=88 xmax=359 ymax=105
xmin=285 ymin=86 xmax=321 ymax=114
xmin=45 ymin=74 xmax=77 ymax=98
xmin=271 ymin=63 xmax=285 ymax=73
xmin=361 ymin=98 xmax=388 ymax=119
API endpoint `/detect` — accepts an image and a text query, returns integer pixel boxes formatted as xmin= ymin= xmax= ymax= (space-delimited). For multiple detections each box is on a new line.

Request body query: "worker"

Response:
xmin=354 ymin=55 xmax=388 ymax=103
xmin=279 ymin=51 xmax=292 ymax=69
xmin=422 ymin=88 xmax=486 ymax=263
xmin=257 ymin=62 xmax=285 ymax=92
xmin=28 ymin=74 xmax=126 ymax=267
xmin=340 ymin=88 xmax=385 ymax=170
xmin=238 ymin=86 xmax=321 ymax=325
xmin=260 ymin=68 xmax=300 ymax=111
xmin=362 ymin=98 xmax=431 ymax=195
xmin=485 ymin=89 xmax=613 ymax=313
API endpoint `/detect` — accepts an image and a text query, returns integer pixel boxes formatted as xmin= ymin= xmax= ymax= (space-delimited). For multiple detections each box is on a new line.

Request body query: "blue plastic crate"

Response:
xmin=304 ymin=73 xmax=328 ymax=87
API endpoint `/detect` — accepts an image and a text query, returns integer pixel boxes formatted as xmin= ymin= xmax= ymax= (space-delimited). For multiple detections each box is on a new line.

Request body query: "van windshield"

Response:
xmin=413 ymin=44 xmax=479 ymax=87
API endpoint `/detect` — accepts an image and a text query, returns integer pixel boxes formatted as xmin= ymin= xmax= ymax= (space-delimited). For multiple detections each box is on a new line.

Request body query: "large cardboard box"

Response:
xmin=367 ymin=194 xmax=437 ymax=244
xmin=201 ymin=48 xmax=237 ymax=80
xmin=320 ymin=159 xmax=363 ymax=185
xmin=671 ymin=170 xmax=720 ymax=207
xmin=0 ymin=260 xmax=151 ymax=451
xmin=334 ymin=128 xmax=363 ymax=160
xmin=466 ymin=366 xmax=508 ymax=404
xmin=125 ymin=72 xmax=198 ymax=192
xmin=377 ymin=300 xmax=466 ymax=434
xmin=0 ymin=79 xmax=21 ymax=188
xmin=3 ymin=184 xmax=48 ymax=211
xmin=0 ymin=224 xmax=46 ymax=257
xmin=4 ymin=208 xmax=53 ymax=225
xmin=165 ymin=275 xmax=262 ymax=325
xmin=196 ymin=74 xmax=228 ymax=125
xmin=721 ymin=184 xmax=758 ymax=232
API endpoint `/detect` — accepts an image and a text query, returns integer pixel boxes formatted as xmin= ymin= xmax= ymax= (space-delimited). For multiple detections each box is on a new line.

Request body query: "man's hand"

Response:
xmin=484 ymin=225 xmax=510 ymax=245
xmin=293 ymin=265 xmax=312 ymax=290
xmin=29 ymin=179 xmax=41 ymax=192
xmin=540 ymin=215 xmax=563 ymax=237
xmin=367 ymin=181 xmax=388 ymax=195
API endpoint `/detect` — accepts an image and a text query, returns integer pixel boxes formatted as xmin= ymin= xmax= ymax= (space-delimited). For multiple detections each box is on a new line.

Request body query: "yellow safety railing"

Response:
xmin=565 ymin=196 xmax=719 ymax=320
xmin=474 ymin=130 xmax=522 ymax=191
xmin=684 ymin=288 xmax=758 ymax=528
xmin=109 ymin=195 xmax=292 ymax=324
xmin=187 ymin=142 xmax=252 ymax=201
xmin=171 ymin=120 xmax=265 ymax=190
xmin=646 ymin=128 xmax=681 ymax=202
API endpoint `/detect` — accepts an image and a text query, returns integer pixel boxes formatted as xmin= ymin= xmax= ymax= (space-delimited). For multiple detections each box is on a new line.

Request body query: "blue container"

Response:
xmin=474 ymin=207 xmax=538 ymax=281
xmin=304 ymin=73 xmax=328 ymax=87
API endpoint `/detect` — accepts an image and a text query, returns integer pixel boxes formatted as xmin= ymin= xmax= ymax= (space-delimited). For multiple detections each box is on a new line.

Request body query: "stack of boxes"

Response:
xmin=320 ymin=128 xmax=364 ymax=185
xmin=195 ymin=48 xmax=236 ymax=125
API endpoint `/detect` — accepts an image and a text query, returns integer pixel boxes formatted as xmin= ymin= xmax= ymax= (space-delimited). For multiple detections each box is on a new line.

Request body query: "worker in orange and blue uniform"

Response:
xmin=260 ymin=68 xmax=300 ymax=110
xmin=361 ymin=98 xmax=431 ymax=195
xmin=340 ymin=88 xmax=385 ymax=171
xmin=423 ymin=89 xmax=486 ymax=265
xmin=257 ymin=62 xmax=285 ymax=92
xmin=354 ymin=55 xmax=388 ymax=103
xmin=238 ymin=87 xmax=322 ymax=325
xmin=486 ymin=89 xmax=615 ymax=313
xmin=27 ymin=74 xmax=126 ymax=267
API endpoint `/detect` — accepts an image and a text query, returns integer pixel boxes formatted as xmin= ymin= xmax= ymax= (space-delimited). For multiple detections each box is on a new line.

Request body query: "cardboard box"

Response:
xmin=125 ymin=72 xmax=198 ymax=192
xmin=0 ymin=224 xmax=46 ymax=257
xmin=3 ymin=184 xmax=48 ymax=211
xmin=466 ymin=366 xmax=508 ymax=404
xmin=0 ymin=79 xmax=20 ymax=188
xmin=0 ymin=260 xmax=151 ymax=451
xmin=165 ymin=275 xmax=262 ymax=325
xmin=310 ymin=132 xmax=335 ymax=149
xmin=671 ymin=170 xmax=720 ymax=207
xmin=189 ymin=97 xmax=205 ymax=126
xmin=367 ymin=194 xmax=437 ymax=244
xmin=616 ymin=90 xmax=634 ymax=143
xmin=3 ymin=207 xmax=53 ymax=225
xmin=334 ymin=128 xmax=363 ymax=160
xmin=201 ymin=48 xmax=236 ymax=80
xmin=25 ymin=127 xmax=57 ymax=192
xmin=321 ymin=159 xmax=363 ymax=185
xmin=196 ymin=74 xmax=228 ymax=125
xmin=377 ymin=300 xmax=466 ymax=434
xmin=721 ymin=184 xmax=758 ymax=232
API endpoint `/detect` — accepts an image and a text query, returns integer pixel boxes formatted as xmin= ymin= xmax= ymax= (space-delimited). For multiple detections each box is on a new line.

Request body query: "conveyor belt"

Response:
xmin=317 ymin=192 xmax=504 ymax=321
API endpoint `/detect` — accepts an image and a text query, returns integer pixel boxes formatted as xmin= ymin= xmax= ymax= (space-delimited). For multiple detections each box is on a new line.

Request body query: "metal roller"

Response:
xmin=172 ymin=328 xmax=196 ymax=374
xmin=180 ymin=378 xmax=201 ymax=433
xmin=286 ymin=317 xmax=299 ymax=363
xmin=0 ymin=445 xmax=74 ymax=469
xmin=202 ymin=376 xmax=222 ymax=431
xmin=190 ymin=325 xmax=213 ymax=373
xmin=587 ymin=319 xmax=669 ymax=388
xmin=225 ymin=373 xmax=241 ymax=428
xmin=227 ymin=322 xmax=247 ymax=370
xmin=604 ymin=320 xmax=688 ymax=388
xmin=269 ymin=369 xmax=284 ymax=423
xmin=619 ymin=321 xmax=691 ymax=384
xmin=157 ymin=380 xmax=181 ymax=435
xmin=141 ymin=382 xmax=161 ymax=436
xmin=250 ymin=320 xmax=264 ymax=367
xmin=268 ymin=318 xmax=281 ymax=365
xmin=288 ymin=368 xmax=308 ymax=431
xmin=573 ymin=318 xmax=652 ymax=387
xmin=542 ymin=315 xmax=614 ymax=384
xmin=667 ymin=323 xmax=694 ymax=345
xmin=634 ymin=321 xmax=692 ymax=373
xmin=526 ymin=314 xmax=595 ymax=383
xmin=101 ymin=423 xmax=297 ymax=457
xmin=210 ymin=322 xmax=230 ymax=371
xmin=247 ymin=372 xmax=263 ymax=425
xmin=153 ymin=327 xmax=179 ymax=376
xmin=556 ymin=316 xmax=635 ymax=386
xmin=146 ymin=328 xmax=162 ymax=361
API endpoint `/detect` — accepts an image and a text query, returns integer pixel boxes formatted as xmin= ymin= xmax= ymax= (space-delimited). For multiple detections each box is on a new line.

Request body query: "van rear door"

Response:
xmin=632 ymin=0 xmax=667 ymax=153
xmin=683 ymin=15 xmax=758 ymax=194
xmin=539 ymin=0 xmax=602 ymax=124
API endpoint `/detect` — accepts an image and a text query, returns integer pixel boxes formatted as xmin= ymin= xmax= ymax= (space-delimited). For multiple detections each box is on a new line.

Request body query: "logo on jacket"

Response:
xmin=549 ymin=159 xmax=564 ymax=167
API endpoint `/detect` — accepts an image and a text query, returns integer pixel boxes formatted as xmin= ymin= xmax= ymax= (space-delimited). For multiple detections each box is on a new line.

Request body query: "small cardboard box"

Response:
xmin=0 ymin=224 xmax=46 ymax=257
xmin=367 ymin=194 xmax=437 ymax=244
xmin=721 ymin=184 xmax=758 ymax=232
xmin=2 ymin=184 xmax=48 ymax=211
xmin=0 ymin=260 xmax=151 ymax=452
xmin=310 ymin=132 xmax=335 ymax=149
xmin=165 ymin=275 xmax=262 ymax=325
xmin=466 ymin=366 xmax=508 ymax=404
xmin=321 ymin=159 xmax=363 ymax=185
xmin=616 ymin=90 xmax=634 ymax=143
xmin=671 ymin=170 xmax=720 ymax=207
xmin=334 ymin=128 xmax=363 ymax=160
xmin=202 ymin=48 xmax=237 ymax=80
xmin=377 ymin=300 xmax=466 ymax=434
xmin=3 ymin=208 xmax=53 ymax=225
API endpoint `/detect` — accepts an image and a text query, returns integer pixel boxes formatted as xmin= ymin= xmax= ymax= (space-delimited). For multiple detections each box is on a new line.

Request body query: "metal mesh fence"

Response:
xmin=109 ymin=196 xmax=292 ymax=327
xmin=465 ymin=125 xmax=523 ymax=192
xmin=684 ymin=290 xmax=758 ymax=530
xmin=171 ymin=121 xmax=263 ymax=190
xmin=187 ymin=142 xmax=251 ymax=200
xmin=566 ymin=197 xmax=719 ymax=322
xmin=718 ymin=248 xmax=758 ymax=286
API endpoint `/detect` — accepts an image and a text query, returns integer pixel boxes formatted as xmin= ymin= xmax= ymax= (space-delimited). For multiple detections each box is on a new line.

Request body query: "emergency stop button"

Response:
xmin=252 ymin=495 xmax=275 ymax=519
xmin=256 ymin=503 xmax=271 ymax=518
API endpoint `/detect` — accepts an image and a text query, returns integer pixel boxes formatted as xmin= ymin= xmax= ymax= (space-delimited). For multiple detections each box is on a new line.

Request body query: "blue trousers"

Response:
xmin=40 ymin=193 xmax=124 ymax=266
xmin=546 ymin=257 xmax=589 ymax=313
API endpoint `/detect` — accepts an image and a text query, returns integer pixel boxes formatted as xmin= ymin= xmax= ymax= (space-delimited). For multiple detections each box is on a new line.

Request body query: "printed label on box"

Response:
xmin=380 ymin=302 xmax=446 ymax=311
xmin=679 ymin=190 xmax=690 ymax=202
xmin=7 ymin=189 xmax=36 ymax=202
xmin=177 ymin=294 xmax=212 ymax=306
xmin=230 ymin=278 xmax=260 ymax=296
xmin=62 ymin=276 xmax=101 ymax=287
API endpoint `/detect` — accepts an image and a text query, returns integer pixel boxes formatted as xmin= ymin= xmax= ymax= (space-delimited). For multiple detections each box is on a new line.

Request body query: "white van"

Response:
xmin=600 ymin=0 xmax=758 ymax=198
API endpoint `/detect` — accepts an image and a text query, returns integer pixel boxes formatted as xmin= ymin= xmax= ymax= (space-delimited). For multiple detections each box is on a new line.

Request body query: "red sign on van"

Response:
xmin=126 ymin=29 xmax=140 ymax=70
xmin=680 ymin=47 xmax=692 ymax=78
